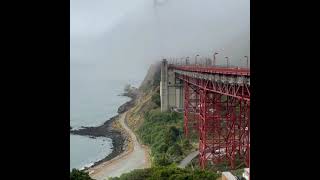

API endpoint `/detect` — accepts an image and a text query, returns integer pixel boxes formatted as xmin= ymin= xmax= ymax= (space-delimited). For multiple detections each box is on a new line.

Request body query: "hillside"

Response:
xmin=139 ymin=62 xmax=161 ymax=93
xmin=114 ymin=63 xmax=220 ymax=180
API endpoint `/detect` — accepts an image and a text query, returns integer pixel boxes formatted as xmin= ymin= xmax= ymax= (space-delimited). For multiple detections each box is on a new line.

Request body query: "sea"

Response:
xmin=70 ymin=60 xmax=142 ymax=171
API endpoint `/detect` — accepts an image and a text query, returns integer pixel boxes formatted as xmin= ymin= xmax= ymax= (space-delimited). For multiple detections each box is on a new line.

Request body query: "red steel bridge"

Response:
xmin=160 ymin=59 xmax=250 ymax=170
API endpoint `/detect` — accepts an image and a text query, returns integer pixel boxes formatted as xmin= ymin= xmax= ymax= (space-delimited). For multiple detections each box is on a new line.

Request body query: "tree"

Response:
xmin=70 ymin=169 xmax=93 ymax=180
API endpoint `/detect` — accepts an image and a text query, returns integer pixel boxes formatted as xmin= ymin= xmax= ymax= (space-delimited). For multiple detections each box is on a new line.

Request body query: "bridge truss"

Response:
xmin=174 ymin=65 xmax=250 ymax=170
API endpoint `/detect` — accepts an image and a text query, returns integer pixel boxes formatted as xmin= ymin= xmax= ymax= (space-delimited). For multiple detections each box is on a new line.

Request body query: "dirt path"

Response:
xmin=89 ymin=112 xmax=151 ymax=180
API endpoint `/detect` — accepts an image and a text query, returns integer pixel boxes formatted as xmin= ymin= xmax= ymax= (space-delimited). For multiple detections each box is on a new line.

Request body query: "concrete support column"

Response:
xmin=175 ymin=79 xmax=184 ymax=109
xmin=160 ymin=59 xmax=168 ymax=112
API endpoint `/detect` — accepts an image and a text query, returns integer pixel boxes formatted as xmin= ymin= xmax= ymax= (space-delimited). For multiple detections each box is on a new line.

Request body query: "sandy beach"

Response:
xmin=70 ymin=89 xmax=141 ymax=171
xmin=88 ymin=112 xmax=151 ymax=180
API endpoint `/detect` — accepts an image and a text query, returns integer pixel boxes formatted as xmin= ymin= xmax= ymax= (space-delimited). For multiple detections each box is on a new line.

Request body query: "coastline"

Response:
xmin=70 ymin=87 xmax=139 ymax=171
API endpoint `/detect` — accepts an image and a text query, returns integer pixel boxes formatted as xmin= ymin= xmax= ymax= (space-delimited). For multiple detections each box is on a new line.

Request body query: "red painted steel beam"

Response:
xmin=170 ymin=65 xmax=250 ymax=76
xmin=176 ymin=74 xmax=250 ymax=102
xmin=179 ymin=68 xmax=250 ymax=170
xmin=184 ymin=81 xmax=189 ymax=138
xmin=198 ymin=93 xmax=250 ymax=170
xmin=183 ymin=81 xmax=199 ymax=139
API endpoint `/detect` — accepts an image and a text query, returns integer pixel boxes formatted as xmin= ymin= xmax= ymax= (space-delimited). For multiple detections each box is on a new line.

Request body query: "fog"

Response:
xmin=71 ymin=0 xmax=250 ymax=82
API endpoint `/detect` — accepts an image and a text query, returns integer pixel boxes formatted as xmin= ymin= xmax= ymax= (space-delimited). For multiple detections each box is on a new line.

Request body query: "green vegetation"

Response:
xmin=186 ymin=154 xmax=247 ymax=173
xmin=114 ymin=65 xmax=220 ymax=179
xmin=137 ymin=108 xmax=190 ymax=166
xmin=70 ymin=169 xmax=93 ymax=180
xmin=109 ymin=166 xmax=219 ymax=180
xmin=231 ymin=168 xmax=245 ymax=178
xmin=136 ymin=77 xmax=197 ymax=167
xmin=151 ymin=89 xmax=161 ymax=107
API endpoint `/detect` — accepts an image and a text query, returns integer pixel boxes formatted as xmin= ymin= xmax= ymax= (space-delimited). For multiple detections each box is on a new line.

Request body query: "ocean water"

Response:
xmin=70 ymin=60 xmax=141 ymax=171
xmin=70 ymin=135 xmax=113 ymax=170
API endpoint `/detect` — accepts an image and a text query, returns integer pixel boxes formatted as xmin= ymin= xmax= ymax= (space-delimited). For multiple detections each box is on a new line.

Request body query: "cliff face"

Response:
xmin=139 ymin=62 xmax=161 ymax=92
xmin=125 ymin=63 xmax=161 ymax=133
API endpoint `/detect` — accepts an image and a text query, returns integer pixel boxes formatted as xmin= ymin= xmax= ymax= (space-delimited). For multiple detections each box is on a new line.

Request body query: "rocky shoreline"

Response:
xmin=70 ymin=87 xmax=139 ymax=170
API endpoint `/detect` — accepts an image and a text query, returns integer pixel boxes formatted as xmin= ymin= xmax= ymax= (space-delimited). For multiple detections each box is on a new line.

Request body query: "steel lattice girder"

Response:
xmin=170 ymin=65 xmax=250 ymax=76
xmin=176 ymin=74 xmax=250 ymax=102
xmin=183 ymin=81 xmax=199 ymax=138
xmin=183 ymin=80 xmax=189 ymax=138
xmin=181 ymin=73 xmax=250 ymax=170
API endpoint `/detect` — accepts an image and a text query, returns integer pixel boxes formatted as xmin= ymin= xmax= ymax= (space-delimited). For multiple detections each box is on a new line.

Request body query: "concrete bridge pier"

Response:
xmin=175 ymin=79 xmax=183 ymax=110
xmin=160 ymin=59 xmax=169 ymax=112
xmin=160 ymin=59 xmax=184 ymax=112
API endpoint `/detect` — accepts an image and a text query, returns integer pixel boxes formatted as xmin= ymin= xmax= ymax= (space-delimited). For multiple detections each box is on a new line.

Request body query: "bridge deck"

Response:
xmin=169 ymin=65 xmax=250 ymax=76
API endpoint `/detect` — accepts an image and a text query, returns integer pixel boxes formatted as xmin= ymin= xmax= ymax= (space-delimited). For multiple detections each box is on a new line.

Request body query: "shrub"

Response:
xmin=167 ymin=144 xmax=183 ymax=156
xmin=151 ymin=91 xmax=161 ymax=107
xmin=109 ymin=168 xmax=153 ymax=180
xmin=70 ymin=169 xmax=93 ymax=180
xmin=153 ymin=142 xmax=169 ymax=153
xmin=182 ymin=139 xmax=192 ymax=149
xmin=165 ymin=126 xmax=180 ymax=144
xmin=111 ymin=166 xmax=219 ymax=180
xmin=154 ymin=154 xmax=172 ymax=166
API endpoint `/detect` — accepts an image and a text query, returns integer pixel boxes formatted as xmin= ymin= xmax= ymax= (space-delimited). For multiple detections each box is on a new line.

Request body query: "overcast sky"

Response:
xmin=71 ymin=0 xmax=249 ymax=81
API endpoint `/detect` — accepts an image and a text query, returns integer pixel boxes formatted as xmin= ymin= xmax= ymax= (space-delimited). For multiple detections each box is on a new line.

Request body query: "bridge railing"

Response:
xmin=170 ymin=65 xmax=250 ymax=76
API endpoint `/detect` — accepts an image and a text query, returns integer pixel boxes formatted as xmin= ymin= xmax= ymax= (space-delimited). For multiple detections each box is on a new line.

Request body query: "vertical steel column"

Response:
xmin=245 ymin=101 xmax=250 ymax=167
xmin=190 ymin=85 xmax=199 ymax=138
xmin=225 ymin=96 xmax=238 ymax=169
xmin=237 ymin=98 xmax=250 ymax=168
xmin=199 ymin=79 xmax=217 ymax=170
xmin=205 ymin=89 xmax=216 ymax=167
xmin=211 ymin=92 xmax=223 ymax=165
xmin=183 ymin=77 xmax=189 ymax=138
xmin=238 ymin=99 xmax=245 ymax=162
xmin=199 ymin=87 xmax=207 ymax=169
xmin=176 ymin=70 xmax=250 ymax=170
xmin=182 ymin=74 xmax=199 ymax=139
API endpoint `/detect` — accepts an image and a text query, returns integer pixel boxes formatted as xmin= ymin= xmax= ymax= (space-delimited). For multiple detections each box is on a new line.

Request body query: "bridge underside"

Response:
xmin=177 ymin=73 xmax=250 ymax=170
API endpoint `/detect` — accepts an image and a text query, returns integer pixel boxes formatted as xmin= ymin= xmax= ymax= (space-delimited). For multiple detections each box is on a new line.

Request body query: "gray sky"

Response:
xmin=71 ymin=0 xmax=249 ymax=81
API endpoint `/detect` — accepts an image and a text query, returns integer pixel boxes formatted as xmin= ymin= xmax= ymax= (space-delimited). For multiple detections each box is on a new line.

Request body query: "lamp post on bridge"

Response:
xmin=213 ymin=52 xmax=218 ymax=66
xmin=225 ymin=56 xmax=229 ymax=68
xmin=195 ymin=54 xmax=199 ymax=66
xmin=244 ymin=56 xmax=249 ymax=69
xmin=186 ymin=56 xmax=190 ymax=65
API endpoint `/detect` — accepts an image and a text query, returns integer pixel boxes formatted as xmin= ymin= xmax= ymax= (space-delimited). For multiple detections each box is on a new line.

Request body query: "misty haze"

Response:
xmin=70 ymin=0 xmax=250 ymax=179
xmin=71 ymin=0 xmax=249 ymax=75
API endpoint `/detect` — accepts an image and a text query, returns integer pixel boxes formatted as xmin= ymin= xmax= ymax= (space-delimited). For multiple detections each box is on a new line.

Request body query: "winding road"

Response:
xmin=89 ymin=112 xmax=151 ymax=180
